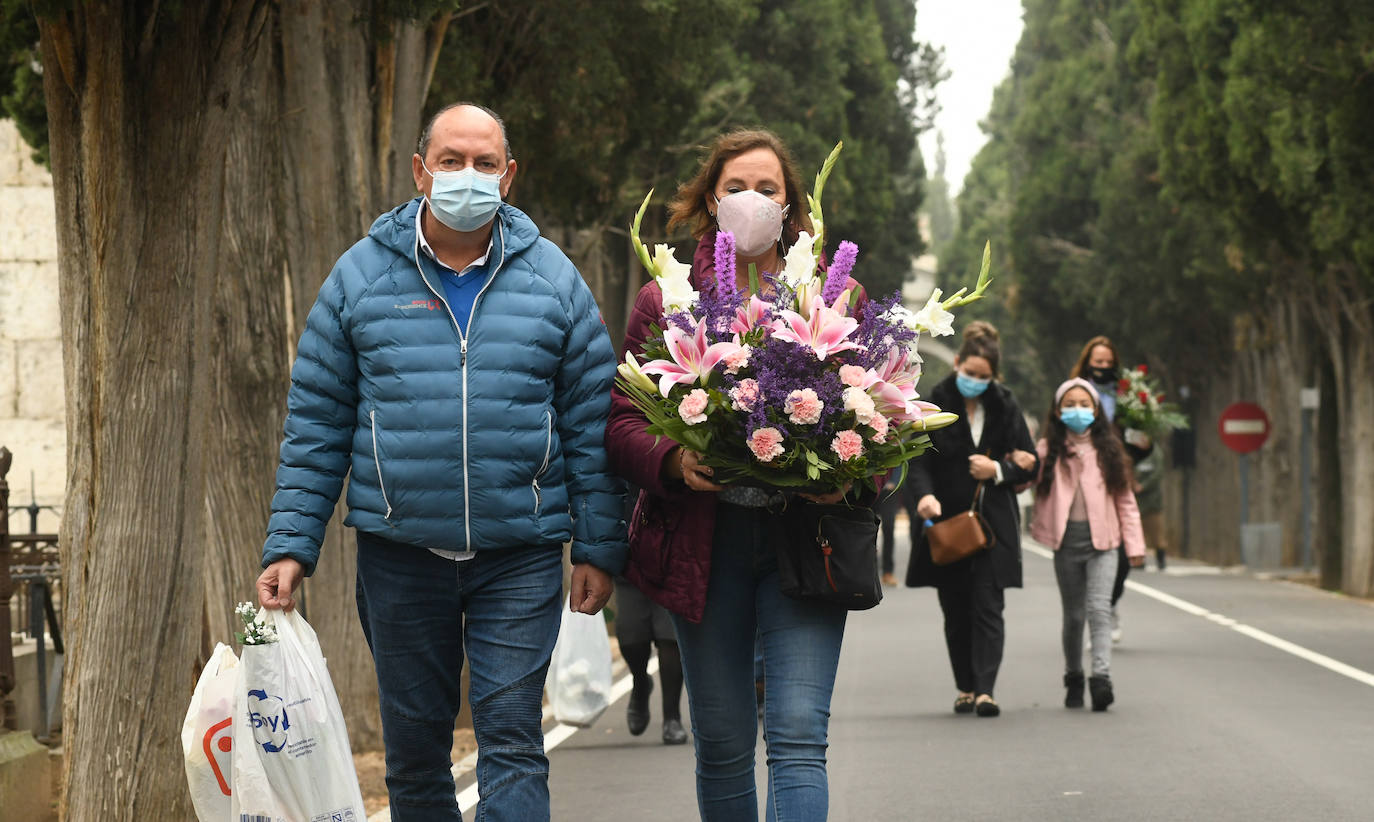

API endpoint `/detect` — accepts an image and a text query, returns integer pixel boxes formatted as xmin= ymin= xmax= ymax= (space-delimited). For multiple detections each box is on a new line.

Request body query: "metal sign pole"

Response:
xmin=1299 ymin=387 xmax=1319 ymax=573
xmin=1238 ymin=452 xmax=1249 ymax=564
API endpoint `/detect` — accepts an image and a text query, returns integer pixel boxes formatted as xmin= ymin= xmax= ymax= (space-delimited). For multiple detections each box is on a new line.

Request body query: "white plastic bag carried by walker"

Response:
xmin=182 ymin=642 xmax=239 ymax=821
xmin=231 ymin=606 xmax=366 ymax=822
xmin=548 ymin=595 xmax=613 ymax=727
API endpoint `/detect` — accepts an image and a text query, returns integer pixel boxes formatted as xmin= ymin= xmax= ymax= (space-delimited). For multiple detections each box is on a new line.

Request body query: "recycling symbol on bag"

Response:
xmin=247 ymin=688 xmax=291 ymax=753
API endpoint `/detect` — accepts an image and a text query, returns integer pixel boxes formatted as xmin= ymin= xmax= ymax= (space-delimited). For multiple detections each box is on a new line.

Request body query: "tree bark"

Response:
xmin=1316 ymin=349 xmax=1342 ymax=590
xmin=1334 ymin=299 xmax=1374 ymax=596
xmin=39 ymin=3 xmax=449 ymax=816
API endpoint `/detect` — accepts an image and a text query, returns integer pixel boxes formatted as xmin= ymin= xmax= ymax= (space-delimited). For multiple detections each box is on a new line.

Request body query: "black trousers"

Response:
xmin=877 ymin=482 xmax=919 ymax=575
xmin=937 ymin=582 xmax=1006 ymax=696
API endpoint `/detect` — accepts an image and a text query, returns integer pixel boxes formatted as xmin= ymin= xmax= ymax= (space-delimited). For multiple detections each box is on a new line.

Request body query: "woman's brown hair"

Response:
xmin=1069 ymin=335 xmax=1119 ymax=380
xmin=667 ymin=129 xmax=814 ymax=242
xmin=957 ymin=320 xmax=1001 ymax=378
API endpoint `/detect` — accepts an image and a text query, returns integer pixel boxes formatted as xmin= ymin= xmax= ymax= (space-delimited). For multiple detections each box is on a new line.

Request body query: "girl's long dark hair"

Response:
xmin=1037 ymin=396 xmax=1132 ymax=497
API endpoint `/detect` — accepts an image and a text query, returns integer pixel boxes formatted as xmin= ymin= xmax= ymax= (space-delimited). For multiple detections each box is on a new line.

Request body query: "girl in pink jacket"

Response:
xmin=1030 ymin=378 xmax=1146 ymax=711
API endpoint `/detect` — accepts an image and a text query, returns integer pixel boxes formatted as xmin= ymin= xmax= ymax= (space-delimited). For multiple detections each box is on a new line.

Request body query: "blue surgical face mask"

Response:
xmin=423 ymin=162 xmax=507 ymax=232
xmin=956 ymin=373 xmax=991 ymax=398
xmin=1060 ymin=407 xmax=1095 ymax=434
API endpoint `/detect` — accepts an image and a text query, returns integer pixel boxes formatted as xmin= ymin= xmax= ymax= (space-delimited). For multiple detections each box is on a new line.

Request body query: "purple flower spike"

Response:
xmin=823 ymin=241 xmax=859 ymax=305
xmin=714 ymin=230 xmax=738 ymax=301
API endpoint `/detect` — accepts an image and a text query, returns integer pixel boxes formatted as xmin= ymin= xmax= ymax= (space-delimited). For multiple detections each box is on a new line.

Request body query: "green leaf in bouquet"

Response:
xmin=749 ymin=263 xmax=761 ymax=296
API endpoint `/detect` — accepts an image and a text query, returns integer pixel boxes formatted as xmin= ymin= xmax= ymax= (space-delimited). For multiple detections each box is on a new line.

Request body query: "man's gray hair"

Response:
xmin=416 ymin=102 xmax=513 ymax=163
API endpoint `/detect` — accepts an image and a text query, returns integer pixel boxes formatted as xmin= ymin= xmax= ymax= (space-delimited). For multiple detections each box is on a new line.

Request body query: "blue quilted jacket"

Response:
xmin=261 ymin=198 xmax=627 ymax=575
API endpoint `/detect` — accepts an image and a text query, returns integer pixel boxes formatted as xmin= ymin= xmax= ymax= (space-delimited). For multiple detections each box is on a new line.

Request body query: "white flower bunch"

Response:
xmin=651 ymin=243 xmax=699 ymax=311
xmin=235 ymin=601 xmax=279 ymax=646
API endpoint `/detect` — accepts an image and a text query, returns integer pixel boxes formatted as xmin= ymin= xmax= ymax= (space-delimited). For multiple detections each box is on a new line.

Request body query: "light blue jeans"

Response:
xmin=355 ymin=531 xmax=564 ymax=822
xmin=672 ymin=503 xmax=848 ymax=822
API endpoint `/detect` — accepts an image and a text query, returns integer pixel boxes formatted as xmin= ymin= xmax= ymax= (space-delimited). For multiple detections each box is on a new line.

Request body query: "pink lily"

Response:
xmin=731 ymin=294 xmax=772 ymax=337
xmin=770 ymin=296 xmax=863 ymax=360
xmin=641 ymin=322 xmax=744 ymax=396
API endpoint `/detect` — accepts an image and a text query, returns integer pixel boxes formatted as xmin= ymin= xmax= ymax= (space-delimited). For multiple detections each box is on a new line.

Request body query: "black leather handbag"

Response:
xmin=775 ymin=501 xmax=883 ymax=610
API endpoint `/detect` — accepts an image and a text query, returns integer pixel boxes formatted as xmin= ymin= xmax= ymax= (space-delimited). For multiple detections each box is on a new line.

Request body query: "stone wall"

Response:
xmin=0 ymin=121 xmax=64 ymax=535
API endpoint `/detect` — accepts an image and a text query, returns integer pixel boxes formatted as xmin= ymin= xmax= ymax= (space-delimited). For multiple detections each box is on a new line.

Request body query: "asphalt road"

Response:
xmin=451 ymin=528 xmax=1374 ymax=821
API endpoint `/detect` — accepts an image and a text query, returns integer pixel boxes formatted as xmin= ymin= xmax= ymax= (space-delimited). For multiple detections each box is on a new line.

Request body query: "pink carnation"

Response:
xmin=839 ymin=365 xmax=868 ymax=388
xmin=723 ymin=346 xmax=752 ymax=376
xmin=730 ymin=379 xmax=761 ymax=412
xmin=868 ymin=413 xmax=889 ymax=443
xmin=784 ymin=388 xmax=824 ymax=425
xmin=842 ymin=386 xmax=876 ymax=423
xmin=678 ymin=388 xmax=709 ymax=425
xmin=748 ymin=427 xmax=786 ymax=463
xmin=831 ymin=429 xmax=865 ymax=461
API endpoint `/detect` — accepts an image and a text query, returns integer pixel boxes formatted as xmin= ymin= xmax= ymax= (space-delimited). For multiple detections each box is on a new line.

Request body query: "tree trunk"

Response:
xmin=39 ymin=3 xmax=449 ymax=816
xmin=1163 ymin=303 xmax=1311 ymax=568
xmin=1334 ymin=299 xmax=1374 ymax=596
xmin=1316 ymin=350 xmax=1342 ymax=590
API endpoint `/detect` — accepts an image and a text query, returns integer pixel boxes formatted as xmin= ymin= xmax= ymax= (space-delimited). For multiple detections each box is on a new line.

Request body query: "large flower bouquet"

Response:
xmin=1114 ymin=364 xmax=1189 ymax=437
xmin=616 ymin=143 xmax=992 ymax=493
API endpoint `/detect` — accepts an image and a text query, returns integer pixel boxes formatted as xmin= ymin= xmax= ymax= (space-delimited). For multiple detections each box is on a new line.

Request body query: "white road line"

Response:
xmin=1024 ymin=541 xmax=1374 ymax=689
xmin=370 ymin=656 xmax=658 ymax=820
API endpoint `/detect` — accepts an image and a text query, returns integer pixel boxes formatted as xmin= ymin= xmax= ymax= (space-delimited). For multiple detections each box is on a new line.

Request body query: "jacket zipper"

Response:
xmin=533 ymin=409 xmax=553 ymax=513
xmin=370 ymin=409 xmax=392 ymax=520
xmin=413 ymin=219 xmax=508 ymax=550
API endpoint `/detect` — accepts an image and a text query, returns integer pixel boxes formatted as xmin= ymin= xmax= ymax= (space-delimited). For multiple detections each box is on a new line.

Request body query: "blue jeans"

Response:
xmin=355 ymin=531 xmax=564 ymax=822
xmin=672 ymin=504 xmax=848 ymax=822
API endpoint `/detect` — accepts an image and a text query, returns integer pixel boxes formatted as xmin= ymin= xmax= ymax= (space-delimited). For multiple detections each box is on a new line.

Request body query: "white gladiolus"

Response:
xmin=780 ymin=231 xmax=818 ymax=289
xmin=912 ymin=291 xmax=956 ymax=337
xmin=652 ymin=244 xmax=698 ymax=310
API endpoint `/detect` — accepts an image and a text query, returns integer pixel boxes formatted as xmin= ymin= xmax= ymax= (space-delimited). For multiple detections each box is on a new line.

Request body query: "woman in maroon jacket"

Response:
xmin=606 ymin=129 xmax=862 ymax=821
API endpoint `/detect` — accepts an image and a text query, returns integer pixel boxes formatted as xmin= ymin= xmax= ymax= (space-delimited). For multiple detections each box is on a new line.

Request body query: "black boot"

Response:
xmin=627 ymin=677 xmax=653 ymax=735
xmin=1089 ymin=675 xmax=1114 ymax=712
xmin=1063 ymin=672 xmax=1085 ymax=709
xmin=662 ymin=717 xmax=688 ymax=745
xmin=1156 ymin=549 xmax=1167 ymax=571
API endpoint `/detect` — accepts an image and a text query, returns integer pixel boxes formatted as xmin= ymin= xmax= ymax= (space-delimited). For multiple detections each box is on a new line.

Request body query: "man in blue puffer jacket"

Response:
xmin=255 ymin=102 xmax=626 ymax=821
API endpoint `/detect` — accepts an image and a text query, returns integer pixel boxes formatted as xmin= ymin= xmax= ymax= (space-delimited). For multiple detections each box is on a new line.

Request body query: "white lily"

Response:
xmin=617 ymin=352 xmax=659 ymax=395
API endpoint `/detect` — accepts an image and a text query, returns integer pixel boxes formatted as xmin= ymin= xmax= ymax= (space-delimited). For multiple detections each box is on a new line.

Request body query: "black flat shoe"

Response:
xmin=627 ymin=678 xmax=653 ymax=736
xmin=975 ymin=697 xmax=1000 ymax=717
xmin=953 ymin=694 xmax=976 ymax=714
xmin=1064 ymin=672 xmax=1085 ymax=709
xmin=662 ymin=717 xmax=688 ymax=745
xmin=1089 ymin=675 xmax=1114 ymax=712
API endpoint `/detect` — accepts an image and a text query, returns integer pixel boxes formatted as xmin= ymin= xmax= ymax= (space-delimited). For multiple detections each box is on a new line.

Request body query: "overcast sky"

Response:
xmin=916 ymin=1 xmax=1026 ymax=194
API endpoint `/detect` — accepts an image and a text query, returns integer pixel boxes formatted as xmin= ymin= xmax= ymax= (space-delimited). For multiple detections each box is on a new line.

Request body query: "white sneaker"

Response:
xmin=1111 ymin=608 xmax=1122 ymax=644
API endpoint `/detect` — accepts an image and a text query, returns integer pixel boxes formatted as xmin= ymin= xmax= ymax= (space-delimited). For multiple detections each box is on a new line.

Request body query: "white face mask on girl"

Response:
xmin=714 ymin=190 xmax=789 ymax=256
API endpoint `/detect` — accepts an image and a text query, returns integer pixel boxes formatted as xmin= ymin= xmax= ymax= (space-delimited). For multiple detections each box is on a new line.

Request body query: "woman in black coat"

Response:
xmin=905 ymin=321 xmax=1038 ymax=717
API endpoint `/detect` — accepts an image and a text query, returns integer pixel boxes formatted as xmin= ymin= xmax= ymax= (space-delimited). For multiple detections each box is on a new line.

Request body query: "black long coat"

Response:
xmin=905 ymin=373 xmax=1038 ymax=590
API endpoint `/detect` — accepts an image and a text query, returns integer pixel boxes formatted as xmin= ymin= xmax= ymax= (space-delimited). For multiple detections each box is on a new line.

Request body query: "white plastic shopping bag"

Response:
xmin=548 ymin=596 xmax=613 ymax=727
xmin=182 ymin=642 xmax=239 ymax=821
xmin=231 ymin=607 xmax=366 ymax=822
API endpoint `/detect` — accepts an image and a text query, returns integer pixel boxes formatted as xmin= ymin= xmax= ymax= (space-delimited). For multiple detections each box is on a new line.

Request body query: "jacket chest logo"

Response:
xmin=393 ymin=299 xmax=443 ymax=312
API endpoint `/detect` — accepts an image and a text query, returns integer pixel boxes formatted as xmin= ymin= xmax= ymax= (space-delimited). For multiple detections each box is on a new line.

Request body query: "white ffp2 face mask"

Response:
xmin=714 ymin=190 xmax=789 ymax=256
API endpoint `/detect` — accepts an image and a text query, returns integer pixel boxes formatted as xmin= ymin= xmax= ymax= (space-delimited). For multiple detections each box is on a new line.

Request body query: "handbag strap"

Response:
xmin=970 ymin=449 xmax=991 ymax=512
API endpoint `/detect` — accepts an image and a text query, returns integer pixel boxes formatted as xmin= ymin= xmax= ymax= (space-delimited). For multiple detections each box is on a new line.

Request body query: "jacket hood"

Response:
xmin=367 ymin=197 xmax=542 ymax=260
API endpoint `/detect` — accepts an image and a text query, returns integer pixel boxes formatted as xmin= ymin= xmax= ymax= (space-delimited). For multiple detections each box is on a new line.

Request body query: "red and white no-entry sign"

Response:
xmin=1219 ymin=402 xmax=1270 ymax=454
